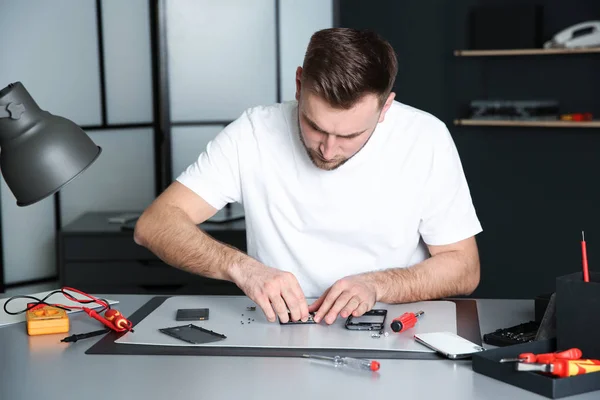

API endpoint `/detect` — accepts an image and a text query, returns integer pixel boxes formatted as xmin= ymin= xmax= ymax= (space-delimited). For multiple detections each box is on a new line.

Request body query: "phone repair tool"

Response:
xmin=516 ymin=359 xmax=600 ymax=378
xmin=302 ymin=354 xmax=380 ymax=372
xmin=582 ymin=231 xmax=590 ymax=282
xmin=61 ymin=329 xmax=110 ymax=343
xmin=500 ymin=348 xmax=582 ymax=364
xmin=390 ymin=310 xmax=424 ymax=333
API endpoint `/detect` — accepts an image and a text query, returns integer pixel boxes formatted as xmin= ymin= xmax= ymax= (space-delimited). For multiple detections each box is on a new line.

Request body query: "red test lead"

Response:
xmin=582 ymin=231 xmax=590 ymax=283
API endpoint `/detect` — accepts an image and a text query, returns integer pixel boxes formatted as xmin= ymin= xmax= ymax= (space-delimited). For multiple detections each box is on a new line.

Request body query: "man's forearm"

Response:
xmin=134 ymin=204 xmax=248 ymax=281
xmin=364 ymin=250 xmax=480 ymax=304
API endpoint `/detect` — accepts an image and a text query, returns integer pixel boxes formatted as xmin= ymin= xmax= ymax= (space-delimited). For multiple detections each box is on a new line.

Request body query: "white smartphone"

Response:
xmin=414 ymin=331 xmax=485 ymax=359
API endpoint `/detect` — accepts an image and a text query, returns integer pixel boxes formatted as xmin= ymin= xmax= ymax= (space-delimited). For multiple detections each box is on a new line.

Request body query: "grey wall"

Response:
xmin=0 ymin=0 xmax=102 ymax=284
xmin=102 ymin=0 xmax=154 ymax=124
xmin=0 ymin=0 xmax=333 ymax=287
xmin=169 ymin=0 xmax=333 ymax=180
xmin=59 ymin=128 xmax=156 ymax=227
xmin=0 ymin=0 xmax=156 ymax=284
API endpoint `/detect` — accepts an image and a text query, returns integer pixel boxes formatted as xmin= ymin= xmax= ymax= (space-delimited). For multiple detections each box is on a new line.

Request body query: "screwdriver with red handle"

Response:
xmin=390 ymin=310 xmax=424 ymax=333
xmin=516 ymin=358 xmax=600 ymax=378
xmin=499 ymin=348 xmax=582 ymax=364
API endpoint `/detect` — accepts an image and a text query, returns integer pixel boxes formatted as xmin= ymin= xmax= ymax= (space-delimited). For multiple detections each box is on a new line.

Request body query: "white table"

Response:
xmin=0 ymin=295 xmax=592 ymax=400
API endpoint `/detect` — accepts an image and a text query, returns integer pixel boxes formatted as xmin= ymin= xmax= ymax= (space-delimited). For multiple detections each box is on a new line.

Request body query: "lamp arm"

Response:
xmin=0 ymin=102 xmax=26 ymax=119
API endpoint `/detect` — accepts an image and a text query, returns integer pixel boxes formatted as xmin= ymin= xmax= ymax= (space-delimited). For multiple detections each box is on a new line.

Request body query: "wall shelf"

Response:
xmin=454 ymin=47 xmax=600 ymax=57
xmin=454 ymin=119 xmax=600 ymax=128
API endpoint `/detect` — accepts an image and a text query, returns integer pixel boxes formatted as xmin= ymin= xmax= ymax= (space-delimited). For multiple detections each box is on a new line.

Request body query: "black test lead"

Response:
xmin=61 ymin=329 xmax=110 ymax=343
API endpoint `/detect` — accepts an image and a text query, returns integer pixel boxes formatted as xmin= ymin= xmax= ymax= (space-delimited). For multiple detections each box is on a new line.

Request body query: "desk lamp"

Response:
xmin=0 ymin=81 xmax=101 ymax=206
xmin=0 ymin=81 xmax=101 ymax=292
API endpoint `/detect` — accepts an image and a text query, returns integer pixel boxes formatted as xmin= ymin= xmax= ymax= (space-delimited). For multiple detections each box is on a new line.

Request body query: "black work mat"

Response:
xmin=86 ymin=296 xmax=481 ymax=359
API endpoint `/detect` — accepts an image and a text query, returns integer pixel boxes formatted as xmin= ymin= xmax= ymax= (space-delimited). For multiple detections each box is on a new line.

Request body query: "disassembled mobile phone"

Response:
xmin=345 ymin=309 xmax=387 ymax=331
xmin=176 ymin=308 xmax=209 ymax=321
xmin=414 ymin=331 xmax=484 ymax=359
xmin=279 ymin=312 xmax=316 ymax=325
xmin=159 ymin=324 xmax=226 ymax=344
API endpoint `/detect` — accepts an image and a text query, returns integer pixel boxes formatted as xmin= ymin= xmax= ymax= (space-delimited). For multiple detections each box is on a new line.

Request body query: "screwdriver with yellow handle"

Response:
xmin=516 ymin=358 xmax=600 ymax=378
xmin=500 ymin=348 xmax=582 ymax=364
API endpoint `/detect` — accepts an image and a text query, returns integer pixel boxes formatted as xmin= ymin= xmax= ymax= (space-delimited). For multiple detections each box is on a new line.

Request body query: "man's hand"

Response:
xmin=309 ymin=274 xmax=378 ymax=325
xmin=230 ymin=261 xmax=309 ymax=323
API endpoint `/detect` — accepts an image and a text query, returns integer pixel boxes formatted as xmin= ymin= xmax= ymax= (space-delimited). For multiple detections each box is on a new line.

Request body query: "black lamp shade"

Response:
xmin=0 ymin=82 xmax=101 ymax=206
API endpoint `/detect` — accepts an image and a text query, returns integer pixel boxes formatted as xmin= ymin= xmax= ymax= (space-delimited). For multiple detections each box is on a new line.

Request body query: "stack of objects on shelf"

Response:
xmin=468 ymin=100 xmax=560 ymax=121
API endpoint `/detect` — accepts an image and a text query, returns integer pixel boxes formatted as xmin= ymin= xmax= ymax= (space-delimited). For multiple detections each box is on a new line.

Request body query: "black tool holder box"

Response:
xmin=472 ymin=339 xmax=600 ymax=398
xmin=472 ymin=271 xmax=600 ymax=398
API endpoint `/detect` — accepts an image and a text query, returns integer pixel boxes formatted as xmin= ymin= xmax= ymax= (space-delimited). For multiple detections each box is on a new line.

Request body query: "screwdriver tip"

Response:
xmin=582 ymin=231 xmax=585 ymax=241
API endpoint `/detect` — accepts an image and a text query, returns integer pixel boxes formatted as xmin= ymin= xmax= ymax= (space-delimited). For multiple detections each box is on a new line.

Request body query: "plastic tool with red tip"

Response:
xmin=303 ymin=354 xmax=380 ymax=372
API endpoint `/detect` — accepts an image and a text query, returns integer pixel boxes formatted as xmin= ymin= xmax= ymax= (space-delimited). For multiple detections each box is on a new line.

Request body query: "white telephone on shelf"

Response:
xmin=544 ymin=20 xmax=600 ymax=49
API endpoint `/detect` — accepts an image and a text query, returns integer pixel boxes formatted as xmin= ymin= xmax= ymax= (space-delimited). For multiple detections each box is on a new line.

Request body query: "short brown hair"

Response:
xmin=301 ymin=28 xmax=398 ymax=109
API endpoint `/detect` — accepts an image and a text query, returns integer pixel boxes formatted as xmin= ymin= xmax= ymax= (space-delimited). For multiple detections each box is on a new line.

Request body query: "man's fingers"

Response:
xmin=291 ymin=284 xmax=309 ymax=322
xmin=282 ymin=288 xmax=301 ymax=321
xmin=353 ymin=301 xmax=371 ymax=317
xmin=308 ymin=289 xmax=328 ymax=313
xmin=298 ymin=296 xmax=310 ymax=322
xmin=255 ymin=296 xmax=276 ymax=323
xmin=269 ymin=294 xmax=290 ymax=323
xmin=276 ymin=272 xmax=308 ymax=322
xmin=314 ymin=286 xmax=342 ymax=323
xmin=324 ymin=292 xmax=353 ymax=324
xmin=339 ymin=296 xmax=361 ymax=319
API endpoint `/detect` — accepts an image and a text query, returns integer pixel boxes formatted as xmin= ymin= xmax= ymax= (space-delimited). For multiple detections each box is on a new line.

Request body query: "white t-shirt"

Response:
xmin=177 ymin=100 xmax=482 ymax=297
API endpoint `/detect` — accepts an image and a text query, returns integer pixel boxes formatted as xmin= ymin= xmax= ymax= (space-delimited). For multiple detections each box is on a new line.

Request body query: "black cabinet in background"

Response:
xmin=59 ymin=212 xmax=245 ymax=295
xmin=336 ymin=0 xmax=600 ymax=299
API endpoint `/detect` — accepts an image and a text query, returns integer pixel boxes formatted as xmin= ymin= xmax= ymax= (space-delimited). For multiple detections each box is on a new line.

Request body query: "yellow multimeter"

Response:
xmin=25 ymin=305 xmax=70 ymax=336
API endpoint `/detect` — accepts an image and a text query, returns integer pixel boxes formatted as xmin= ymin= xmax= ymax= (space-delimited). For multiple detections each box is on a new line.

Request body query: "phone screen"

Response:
xmin=414 ymin=332 xmax=484 ymax=358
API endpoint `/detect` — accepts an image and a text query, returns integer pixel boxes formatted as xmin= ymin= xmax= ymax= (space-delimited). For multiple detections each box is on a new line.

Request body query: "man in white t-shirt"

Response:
xmin=134 ymin=28 xmax=482 ymax=325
